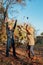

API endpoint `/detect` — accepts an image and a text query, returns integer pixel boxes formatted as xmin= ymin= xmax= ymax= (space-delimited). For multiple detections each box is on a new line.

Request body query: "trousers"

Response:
xmin=6 ymin=37 xmax=16 ymax=56
xmin=27 ymin=45 xmax=34 ymax=57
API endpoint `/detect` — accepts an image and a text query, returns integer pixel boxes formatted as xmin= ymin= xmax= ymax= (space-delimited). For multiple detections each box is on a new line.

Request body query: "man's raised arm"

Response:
xmin=6 ymin=22 xmax=9 ymax=35
xmin=12 ymin=20 xmax=17 ymax=32
xmin=13 ymin=20 xmax=17 ymax=29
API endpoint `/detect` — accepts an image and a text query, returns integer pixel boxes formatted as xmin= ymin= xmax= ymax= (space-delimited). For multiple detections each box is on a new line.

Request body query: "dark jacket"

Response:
xmin=6 ymin=20 xmax=17 ymax=38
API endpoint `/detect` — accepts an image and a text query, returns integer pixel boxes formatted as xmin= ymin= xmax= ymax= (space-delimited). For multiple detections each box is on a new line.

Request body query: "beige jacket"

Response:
xmin=27 ymin=26 xmax=35 ymax=45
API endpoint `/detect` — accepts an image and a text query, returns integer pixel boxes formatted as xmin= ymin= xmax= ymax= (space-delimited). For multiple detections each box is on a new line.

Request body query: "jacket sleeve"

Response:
xmin=6 ymin=22 xmax=9 ymax=34
xmin=13 ymin=20 xmax=17 ymax=29
xmin=12 ymin=20 xmax=17 ymax=32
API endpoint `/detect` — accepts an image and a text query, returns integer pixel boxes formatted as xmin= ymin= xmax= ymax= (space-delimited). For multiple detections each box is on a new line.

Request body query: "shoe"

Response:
xmin=31 ymin=56 xmax=37 ymax=60
xmin=33 ymin=56 xmax=36 ymax=59
xmin=13 ymin=55 xmax=18 ymax=59
xmin=6 ymin=55 xmax=9 ymax=57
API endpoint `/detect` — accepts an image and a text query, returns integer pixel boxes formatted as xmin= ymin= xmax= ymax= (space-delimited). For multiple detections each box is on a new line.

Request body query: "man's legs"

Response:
xmin=11 ymin=38 xmax=16 ymax=56
xmin=6 ymin=38 xmax=11 ymax=57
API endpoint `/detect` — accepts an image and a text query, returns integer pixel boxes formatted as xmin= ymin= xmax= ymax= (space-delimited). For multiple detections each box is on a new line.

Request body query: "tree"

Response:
xmin=0 ymin=0 xmax=31 ymax=43
xmin=41 ymin=32 xmax=43 ymax=35
xmin=3 ymin=0 xmax=31 ymax=20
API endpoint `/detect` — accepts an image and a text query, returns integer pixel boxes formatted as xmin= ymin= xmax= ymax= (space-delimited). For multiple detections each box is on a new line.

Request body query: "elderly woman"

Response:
xmin=26 ymin=25 xmax=36 ymax=59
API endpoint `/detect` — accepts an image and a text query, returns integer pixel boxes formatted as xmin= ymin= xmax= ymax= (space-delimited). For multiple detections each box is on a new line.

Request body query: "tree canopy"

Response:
xmin=41 ymin=32 xmax=43 ymax=35
xmin=3 ymin=0 xmax=31 ymax=20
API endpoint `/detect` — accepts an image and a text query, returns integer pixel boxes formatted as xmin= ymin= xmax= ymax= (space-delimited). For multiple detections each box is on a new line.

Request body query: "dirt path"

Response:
xmin=0 ymin=44 xmax=43 ymax=65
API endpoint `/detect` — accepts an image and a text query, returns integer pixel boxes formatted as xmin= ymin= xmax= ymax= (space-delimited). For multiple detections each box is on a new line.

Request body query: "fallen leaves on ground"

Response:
xmin=0 ymin=44 xmax=43 ymax=65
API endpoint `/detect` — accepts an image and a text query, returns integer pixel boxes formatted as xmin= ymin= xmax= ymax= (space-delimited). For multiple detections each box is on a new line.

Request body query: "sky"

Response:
xmin=6 ymin=0 xmax=43 ymax=35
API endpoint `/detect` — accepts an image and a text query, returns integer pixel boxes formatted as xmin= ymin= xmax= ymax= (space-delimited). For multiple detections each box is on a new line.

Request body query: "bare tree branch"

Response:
xmin=3 ymin=0 xmax=31 ymax=20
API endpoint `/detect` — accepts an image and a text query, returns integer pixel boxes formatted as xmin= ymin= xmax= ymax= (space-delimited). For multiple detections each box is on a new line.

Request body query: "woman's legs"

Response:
xmin=30 ymin=45 xmax=34 ymax=57
xmin=27 ymin=45 xmax=30 ymax=58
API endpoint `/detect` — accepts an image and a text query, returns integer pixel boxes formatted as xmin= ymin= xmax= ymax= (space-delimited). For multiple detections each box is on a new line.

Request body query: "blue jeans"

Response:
xmin=6 ymin=37 xmax=16 ymax=56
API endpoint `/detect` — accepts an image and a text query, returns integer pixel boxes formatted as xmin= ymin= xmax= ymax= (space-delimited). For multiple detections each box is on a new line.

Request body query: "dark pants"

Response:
xmin=6 ymin=37 xmax=16 ymax=57
xmin=27 ymin=45 xmax=30 ymax=58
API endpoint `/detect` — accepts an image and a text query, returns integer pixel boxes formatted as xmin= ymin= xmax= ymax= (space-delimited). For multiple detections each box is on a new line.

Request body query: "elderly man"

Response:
xmin=6 ymin=20 xmax=17 ymax=57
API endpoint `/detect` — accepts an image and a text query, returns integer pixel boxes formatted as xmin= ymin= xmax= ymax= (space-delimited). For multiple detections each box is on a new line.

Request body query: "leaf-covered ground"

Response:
xmin=0 ymin=44 xmax=43 ymax=65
